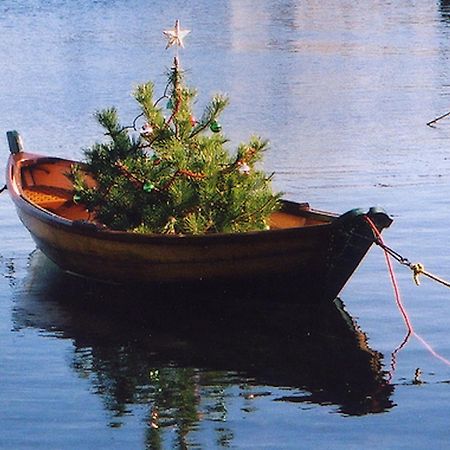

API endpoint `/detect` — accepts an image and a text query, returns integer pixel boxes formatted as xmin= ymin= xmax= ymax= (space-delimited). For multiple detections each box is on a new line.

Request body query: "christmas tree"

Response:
xmin=71 ymin=20 xmax=281 ymax=235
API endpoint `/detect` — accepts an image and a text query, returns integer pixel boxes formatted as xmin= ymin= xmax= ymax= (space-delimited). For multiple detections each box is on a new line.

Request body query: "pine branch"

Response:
xmin=190 ymin=94 xmax=229 ymax=138
xmin=134 ymin=82 xmax=165 ymax=127
xmin=236 ymin=136 xmax=269 ymax=163
xmin=96 ymin=108 xmax=121 ymax=135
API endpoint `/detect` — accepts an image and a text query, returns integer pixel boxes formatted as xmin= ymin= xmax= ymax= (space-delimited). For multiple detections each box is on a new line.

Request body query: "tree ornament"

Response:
xmin=190 ymin=115 xmax=197 ymax=126
xmin=150 ymin=153 xmax=160 ymax=164
xmin=140 ymin=122 xmax=154 ymax=137
xmin=143 ymin=181 xmax=155 ymax=193
xmin=166 ymin=98 xmax=173 ymax=110
xmin=238 ymin=162 xmax=251 ymax=176
xmin=73 ymin=193 xmax=81 ymax=203
xmin=210 ymin=120 xmax=222 ymax=133
xmin=163 ymin=20 xmax=190 ymax=49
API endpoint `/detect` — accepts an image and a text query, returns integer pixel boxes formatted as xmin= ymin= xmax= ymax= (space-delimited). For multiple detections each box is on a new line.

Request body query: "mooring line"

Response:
xmin=368 ymin=227 xmax=450 ymax=289
xmin=364 ymin=216 xmax=450 ymax=374
xmin=409 ymin=263 xmax=450 ymax=288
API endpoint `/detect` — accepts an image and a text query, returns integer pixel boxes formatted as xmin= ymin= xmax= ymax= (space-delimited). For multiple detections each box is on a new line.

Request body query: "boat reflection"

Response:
xmin=12 ymin=251 xmax=394 ymax=442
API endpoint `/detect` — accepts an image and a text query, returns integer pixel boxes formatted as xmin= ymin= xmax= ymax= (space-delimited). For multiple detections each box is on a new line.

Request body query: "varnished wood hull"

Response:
xmin=6 ymin=148 xmax=392 ymax=302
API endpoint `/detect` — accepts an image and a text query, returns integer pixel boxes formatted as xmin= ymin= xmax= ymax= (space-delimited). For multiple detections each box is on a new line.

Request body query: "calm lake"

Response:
xmin=1 ymin=1 xmax=450 ymax=448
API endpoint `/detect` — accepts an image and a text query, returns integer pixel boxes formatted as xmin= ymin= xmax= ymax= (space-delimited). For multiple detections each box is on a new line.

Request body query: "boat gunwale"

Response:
xmin=7 ymin=153 xmax=338 ymax=245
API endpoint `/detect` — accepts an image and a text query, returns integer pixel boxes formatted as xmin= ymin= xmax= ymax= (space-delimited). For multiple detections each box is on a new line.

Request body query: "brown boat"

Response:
xmin=5 ymin=130 xmax=392 ymax=301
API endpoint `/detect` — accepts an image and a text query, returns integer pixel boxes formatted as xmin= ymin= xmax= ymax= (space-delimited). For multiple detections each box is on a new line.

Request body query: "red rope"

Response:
xmin=365 ymin=217 xmax=414 ymax=334
xmin=364 ymin=216 xmax=450 ymax=371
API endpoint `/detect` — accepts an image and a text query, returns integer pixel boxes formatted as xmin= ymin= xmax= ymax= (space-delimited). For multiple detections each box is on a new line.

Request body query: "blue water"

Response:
xmin=1 ymin=1 xmax=450 ymax=448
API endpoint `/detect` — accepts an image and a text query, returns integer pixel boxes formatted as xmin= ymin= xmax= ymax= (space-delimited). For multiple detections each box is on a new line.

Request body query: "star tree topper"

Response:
xmin=163 ymin=20 xmax=190 ymax=49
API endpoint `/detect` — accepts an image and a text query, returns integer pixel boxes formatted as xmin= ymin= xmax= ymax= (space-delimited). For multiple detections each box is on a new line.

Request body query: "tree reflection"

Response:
xmin=12 ymin=251 xmax=395 ymax=448
xmin=441 ymin=0 xmax=450 ymax=18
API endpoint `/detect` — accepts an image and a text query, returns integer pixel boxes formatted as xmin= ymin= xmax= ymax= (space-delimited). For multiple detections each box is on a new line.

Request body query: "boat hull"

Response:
xmin=6 ymin=149 xmax=392 ymax=301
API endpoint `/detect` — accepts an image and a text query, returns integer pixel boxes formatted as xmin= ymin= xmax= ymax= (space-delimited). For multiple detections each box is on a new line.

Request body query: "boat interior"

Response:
xmin=19 ymin=158 xmax=92 ymax=221
xmin=17 ymin=157 xmax=333 ymax=229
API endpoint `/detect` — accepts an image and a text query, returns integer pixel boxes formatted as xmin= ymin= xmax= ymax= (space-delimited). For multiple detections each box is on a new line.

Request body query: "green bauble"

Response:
xmin=210 ymin=120 xmax=222 ymax=133
xmin=73 ymin=193 xmax=81 ymax=203
xmin=143 ymin=182 xmax=155 ymax=193
xmin=166 ymin=98 xmax=173 ymax=110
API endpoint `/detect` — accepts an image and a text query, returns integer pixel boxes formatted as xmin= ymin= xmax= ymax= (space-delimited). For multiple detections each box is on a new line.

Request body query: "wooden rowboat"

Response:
xmin=5 ymin=130 xmax=392 ymax=301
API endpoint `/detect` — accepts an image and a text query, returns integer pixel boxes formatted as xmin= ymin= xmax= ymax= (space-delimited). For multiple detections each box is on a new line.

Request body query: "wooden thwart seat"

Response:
xmin=23 ymin=186 xmax=73 ymax=209
xmin=22 ymin=185 xmax=91 ymax=221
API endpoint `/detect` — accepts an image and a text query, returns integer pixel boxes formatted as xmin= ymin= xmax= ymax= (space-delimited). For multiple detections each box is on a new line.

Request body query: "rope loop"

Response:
xmin=411 ymin=263 xmax=425 ymax=286
xmin=365 ymin=216 xmax=450 ymax=289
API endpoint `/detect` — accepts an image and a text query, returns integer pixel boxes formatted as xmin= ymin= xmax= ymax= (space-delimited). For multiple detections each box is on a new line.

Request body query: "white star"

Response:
xmin=163 ymin=20 xmax=190 ymax=49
